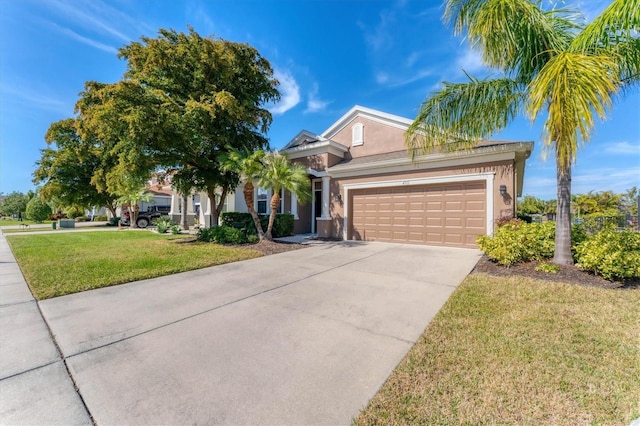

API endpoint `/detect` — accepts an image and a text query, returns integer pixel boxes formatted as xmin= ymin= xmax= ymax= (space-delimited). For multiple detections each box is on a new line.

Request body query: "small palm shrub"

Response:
xmin=574 ymin=227 xmax=640 ymax=280
xmin=170 ymin=224 xmax=182 ymax=234
xmin=155 ymin=218 xmax=173 ymax=234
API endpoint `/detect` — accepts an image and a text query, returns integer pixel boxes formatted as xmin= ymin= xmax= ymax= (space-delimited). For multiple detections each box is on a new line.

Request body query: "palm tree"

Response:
xmin=117 ymin=187 xmax=154 ymax=228
xmin=222 ymin=148 xmax=267 ymax=240
xmin=257 ymin=151 xmax=311 ymax=240
xmin=406 ymin=0 xmax=639 ymax=265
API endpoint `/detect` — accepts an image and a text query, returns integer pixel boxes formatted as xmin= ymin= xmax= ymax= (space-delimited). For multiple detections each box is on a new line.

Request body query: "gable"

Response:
xmin=317 ymin=106 xmax=414 ymax=159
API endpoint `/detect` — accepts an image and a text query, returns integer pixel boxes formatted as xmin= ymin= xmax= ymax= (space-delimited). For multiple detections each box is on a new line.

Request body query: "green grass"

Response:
xmin=355 ymin=274 xmax=640 ymax=425
xmin=2 ymin=225 xmax=111 ymax=233
xmin=0 ymin=219 xmax=54 ymax=226
xmin=7 ymin=231 xmax=262 ymax=299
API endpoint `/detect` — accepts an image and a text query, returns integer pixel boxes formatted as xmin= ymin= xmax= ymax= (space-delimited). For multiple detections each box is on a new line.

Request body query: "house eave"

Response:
xmin=283 ymin=139 xmax=349 ymax=159
xmin=328 ymin=142 xmax=533 ymax=178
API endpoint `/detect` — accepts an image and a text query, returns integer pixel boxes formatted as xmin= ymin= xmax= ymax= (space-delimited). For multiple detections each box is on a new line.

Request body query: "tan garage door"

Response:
xmin=350 ymin=181 xmax=486 ymax=248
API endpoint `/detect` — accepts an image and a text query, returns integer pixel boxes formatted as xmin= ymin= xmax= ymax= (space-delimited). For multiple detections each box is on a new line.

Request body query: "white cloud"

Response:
xmin=47 ymin=0 xmax=133 ymax=42
xmin=305 ymin=83 xmax=330 ymax=114
xmin=604 ymin=141 xmax=640 ymax=155
xmin=269 ymin=70 xmax=300 ymax=115
xmin=0 ymin=83 xmax=70 ymax=114
xmin=455 ymin=47 xmax=486 ymax=74
xmin=49 ymin=23 xmax=118 ymax=54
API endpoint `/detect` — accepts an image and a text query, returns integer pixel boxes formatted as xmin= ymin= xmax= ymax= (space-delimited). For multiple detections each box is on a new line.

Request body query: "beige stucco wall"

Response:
xmin=329 ymin=117 xmax=407 ymax=158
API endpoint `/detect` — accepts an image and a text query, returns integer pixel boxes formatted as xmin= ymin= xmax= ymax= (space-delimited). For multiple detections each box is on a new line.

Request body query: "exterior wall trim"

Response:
xmin=342 ymin=172 xmax=496 ymax=241
xmin=328 ymin=145 xmax=531 ymax=179
xmin=283 ymin=140 xmax=349 ymax=160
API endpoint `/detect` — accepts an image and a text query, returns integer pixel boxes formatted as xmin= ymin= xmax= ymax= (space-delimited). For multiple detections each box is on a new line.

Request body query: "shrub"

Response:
xmin=25 ymin=197 xmax=52 ymax=223
xmin=74 ymin=216 xmax=88 ymax=222
xmin=196 ymin=227 xmax=217 ymax=242
xmin=574 ymin=227 xmax=640 ymax=280
xmin=93 ymin=215 xmax=108 ymax=221
xmin=108 ymin=217 xmax=121 ymax=226
xmin=197 ymin=225 xmax=250 ymax=244
xmin=220 ymin=212 xmax=294 ymax=238
xmin=477 ymin=221 xmax=555 ymax=266
xmin=170 ymin=224 xmax=182 ymax=234
xmin=155 ymin=218 xmax=173 ymax=234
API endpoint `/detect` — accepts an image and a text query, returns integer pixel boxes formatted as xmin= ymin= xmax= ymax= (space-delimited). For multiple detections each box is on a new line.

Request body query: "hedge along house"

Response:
xmin=170 ymin=105 xmax=534 ymax=248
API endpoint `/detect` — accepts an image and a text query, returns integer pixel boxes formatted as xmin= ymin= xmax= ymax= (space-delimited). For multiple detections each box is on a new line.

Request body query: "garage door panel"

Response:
xmin=351 ymin=181 xmax=486 ymax=248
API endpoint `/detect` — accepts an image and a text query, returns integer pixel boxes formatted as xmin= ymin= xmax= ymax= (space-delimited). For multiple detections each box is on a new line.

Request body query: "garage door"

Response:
xmin=350 ymin=181 xmax=486 ymax=248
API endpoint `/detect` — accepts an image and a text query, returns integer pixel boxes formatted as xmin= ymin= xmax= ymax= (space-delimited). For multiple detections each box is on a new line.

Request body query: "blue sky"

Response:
xmin=1 ymin=0 xmax=638 ymax=200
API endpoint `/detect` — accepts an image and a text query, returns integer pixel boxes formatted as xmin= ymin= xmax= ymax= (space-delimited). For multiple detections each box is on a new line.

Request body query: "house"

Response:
xmin=170 ymin=105 xmax=534 ymax=248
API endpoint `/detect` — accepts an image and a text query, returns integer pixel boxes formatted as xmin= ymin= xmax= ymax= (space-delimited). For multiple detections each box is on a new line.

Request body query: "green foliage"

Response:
xmin=25 ymin=197 xmax=52 ymax=223
xmin=34 ymin=118 xmax=118 ymax=215
xmin=477 ymin=221 xmax=555 ymax=266
xmin=93 ymin=215 xmax=108 ymax=221
xmin=518 ymin=195 xmax=546 ymax=215
xmin=197 ymin=225 xmax=252 ymax=244
xmin=220 ymin=212 xmax=294 ymax=238
xmin=0 ymin=191 xmax=30 ymax=217
xmin=170 ymin=224 xmax=182 ymax=235
xmin=535 ymin=262 xmax=560 ymax=274
xmin=574 ymin=227 xmax=640 ymax=280
xmin=108 ymin=217 xmax=121 ymax=226
xmin=155 ymin=217 xmax=173 ymax=234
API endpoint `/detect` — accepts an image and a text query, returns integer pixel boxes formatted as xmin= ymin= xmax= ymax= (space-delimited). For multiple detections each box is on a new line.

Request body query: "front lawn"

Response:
xmin=356 ymin=274 xmax=640 ymax=425
xmin=7 ymin=231 xmax=261 ymax=299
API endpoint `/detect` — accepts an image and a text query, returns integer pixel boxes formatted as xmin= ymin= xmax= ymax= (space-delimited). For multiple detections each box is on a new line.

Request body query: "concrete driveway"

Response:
xmin=5 ymin=240 xmax=480 ymax=425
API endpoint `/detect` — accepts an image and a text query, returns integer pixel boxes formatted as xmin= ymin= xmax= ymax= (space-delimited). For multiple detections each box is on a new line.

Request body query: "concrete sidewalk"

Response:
xmin=0 ymin=232 xmax=92 ymax=425
xmin=1 ymin=233 xmax=480 ymax=425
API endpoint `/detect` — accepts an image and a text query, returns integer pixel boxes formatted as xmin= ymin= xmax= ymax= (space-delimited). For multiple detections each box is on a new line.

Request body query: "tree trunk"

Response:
xmin=180 ymin=194 xmax=188 ymax=230
xmin=265 ymin=191 xmax=280 ymax=241
xmin=207 ymin=187 xmax=228 ymax=228
xmin=553 ymin=161 xmax=573 ymax=265
xmin=243 ymin=181 xmax=265 ymax=240
xmin=131 ymin=203 xmax=139 ymax=229
xmin=106 ymin=204 xmax=117 ymax=218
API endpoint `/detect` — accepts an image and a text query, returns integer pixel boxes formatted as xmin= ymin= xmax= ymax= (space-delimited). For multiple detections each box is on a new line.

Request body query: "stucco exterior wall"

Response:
xmin=329 ymin=117 xmax=407 ymax=158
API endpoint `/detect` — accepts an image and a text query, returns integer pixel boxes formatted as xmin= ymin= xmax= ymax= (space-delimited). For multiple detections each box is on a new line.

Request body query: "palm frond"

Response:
xmin=527 ymin=52 xmax=619 ymax=170
xmin=445 ymin=0 xmax=576 ymax=80
xmin=572 ymin=0 xmax=640 ymax=53
xmin=406 ymin=76 xmax=524 ymax=158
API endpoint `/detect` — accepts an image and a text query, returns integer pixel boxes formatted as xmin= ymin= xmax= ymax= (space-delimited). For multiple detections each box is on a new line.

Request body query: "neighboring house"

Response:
xmin=170 ymin=105 xmax=534 ymax=248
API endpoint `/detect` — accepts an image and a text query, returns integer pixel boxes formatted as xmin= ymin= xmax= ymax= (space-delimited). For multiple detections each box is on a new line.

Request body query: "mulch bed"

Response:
xmin=472 ymin=255 xmax=639 ymax=290
xmin=237 ymin=239 xmax=307 ymax=256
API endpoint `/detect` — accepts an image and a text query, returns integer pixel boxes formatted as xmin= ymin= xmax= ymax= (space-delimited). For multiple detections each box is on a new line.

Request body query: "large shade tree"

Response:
xmin=78 ymin=27 xmax=281 ymax=227
xmin=33 ymin=118 xmax=119 ymax=217
xmin=407 ymin=0 xmax=640 ymax=265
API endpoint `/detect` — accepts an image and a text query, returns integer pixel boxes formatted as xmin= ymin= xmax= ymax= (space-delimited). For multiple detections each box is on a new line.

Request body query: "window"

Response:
xmin=257 ymin=188 xmax=268 ymax=215
xmin=352 ymin=122 xmax=364 ymax=146
xmin=257 ymin=188 xmax=284 ymax=214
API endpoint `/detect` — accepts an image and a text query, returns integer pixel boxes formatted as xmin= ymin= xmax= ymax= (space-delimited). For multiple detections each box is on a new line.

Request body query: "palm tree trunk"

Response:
xmin=180 ymin=194 xmax=188 ymax=230
xmin=554 ymin=162 xmax=573 ymax=265
xmin=243 ymin=181 xmax=265 ymax=240
xmin=265 ymin=191 xmax=280 ymax=240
